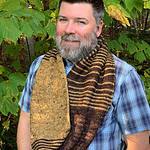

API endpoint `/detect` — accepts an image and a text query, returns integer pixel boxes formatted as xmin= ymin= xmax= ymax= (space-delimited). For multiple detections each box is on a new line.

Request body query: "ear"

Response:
xmin=96 ymin=20 xmax=104 ymax=37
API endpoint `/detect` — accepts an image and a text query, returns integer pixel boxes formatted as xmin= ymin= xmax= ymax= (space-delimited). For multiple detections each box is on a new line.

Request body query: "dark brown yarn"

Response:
xmin=60 ymin=38 xmax=115 ymax=149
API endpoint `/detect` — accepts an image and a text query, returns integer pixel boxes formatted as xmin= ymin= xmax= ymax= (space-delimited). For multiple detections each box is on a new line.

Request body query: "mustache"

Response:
xmin=61 ymin=34 xmax=80 ymax=42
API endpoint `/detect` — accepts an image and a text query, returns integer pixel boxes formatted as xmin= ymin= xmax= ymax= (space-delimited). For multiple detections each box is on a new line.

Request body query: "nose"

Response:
xmin=65 ymin=21 xmax=75 ymax=34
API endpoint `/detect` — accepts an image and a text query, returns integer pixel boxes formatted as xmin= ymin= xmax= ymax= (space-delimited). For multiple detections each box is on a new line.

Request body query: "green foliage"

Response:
xmin=107 ymin=33 xmax=150 ymax=63
xmin=106 ymin=32 xmax=150 ymax=103
xmin=0 ymin=69 xmax=26 ymax=116
xmin=144 ymin=0 xmax=150 ymax=9
xmin=0 ymin=0 xmax=57 ymax=44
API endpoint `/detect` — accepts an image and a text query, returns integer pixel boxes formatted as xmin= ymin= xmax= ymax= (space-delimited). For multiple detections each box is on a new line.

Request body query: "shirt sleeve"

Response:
xmin=19 ymin=56 xmax=44 ymax=112
xmin=116 ymin=68 xmax=150 ymax=135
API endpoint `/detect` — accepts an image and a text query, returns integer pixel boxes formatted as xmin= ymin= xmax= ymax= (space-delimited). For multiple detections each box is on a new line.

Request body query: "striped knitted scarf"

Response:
xmin=30 ymin=37 xmax=115 ymax=150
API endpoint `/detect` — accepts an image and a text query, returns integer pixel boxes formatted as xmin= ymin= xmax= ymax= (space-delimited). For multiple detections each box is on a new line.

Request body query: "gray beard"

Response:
xmin=55 ymin=32 xmax=97 ymax=63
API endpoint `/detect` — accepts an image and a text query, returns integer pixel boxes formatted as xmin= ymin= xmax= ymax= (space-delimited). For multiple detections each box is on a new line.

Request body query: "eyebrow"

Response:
xmin=58 ymin=15 xmax=89 ymax=22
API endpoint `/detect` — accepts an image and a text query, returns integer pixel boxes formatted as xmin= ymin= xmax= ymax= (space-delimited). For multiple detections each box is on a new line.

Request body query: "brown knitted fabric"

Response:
xmin=30 ymin=37 xmax=115 ymax=150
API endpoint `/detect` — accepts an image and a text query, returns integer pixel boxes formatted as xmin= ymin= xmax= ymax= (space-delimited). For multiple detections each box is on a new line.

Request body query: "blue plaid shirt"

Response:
xmin=19 ymin=55 xmax=150 ymax=150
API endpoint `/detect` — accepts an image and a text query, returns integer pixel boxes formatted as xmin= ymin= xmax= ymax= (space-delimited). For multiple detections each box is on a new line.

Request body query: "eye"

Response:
xmin=77 ymin=21 xmax=86 ymax=25
xmin=58 ymin=17 xmax=68 ymax=23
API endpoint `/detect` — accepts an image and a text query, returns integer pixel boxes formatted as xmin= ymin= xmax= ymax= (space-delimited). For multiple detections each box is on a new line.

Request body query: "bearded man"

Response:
xmin=17 ymin=0 xmax=150 ymax=150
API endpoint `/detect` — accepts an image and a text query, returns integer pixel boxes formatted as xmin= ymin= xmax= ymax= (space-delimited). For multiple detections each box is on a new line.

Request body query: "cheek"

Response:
xmin=56 ymin=24 xmax=64 ymax=36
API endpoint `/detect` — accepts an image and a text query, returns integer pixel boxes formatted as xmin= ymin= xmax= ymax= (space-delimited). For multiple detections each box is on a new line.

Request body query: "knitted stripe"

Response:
xmin=32 ymin=139 xmax=65 ymax=150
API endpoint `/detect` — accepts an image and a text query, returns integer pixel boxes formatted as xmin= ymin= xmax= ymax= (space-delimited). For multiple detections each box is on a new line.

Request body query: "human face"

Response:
xmin=56 ymin=2 xmax=103 ymax=63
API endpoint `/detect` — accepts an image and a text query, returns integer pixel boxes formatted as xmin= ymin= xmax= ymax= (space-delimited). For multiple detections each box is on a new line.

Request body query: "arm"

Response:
xmin=115 ymin=67 xmax=150 ymax=150
xmin=125 ymin=130 xmax=150 ymax=150
xmin=17 ymin=110 xmax=31 ymax=150
xmin=17 ymin=56 xmax=43 ymax=149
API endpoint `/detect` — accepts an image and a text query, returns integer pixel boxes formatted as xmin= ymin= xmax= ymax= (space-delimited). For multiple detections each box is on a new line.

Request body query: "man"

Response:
xmin=17 ymin=0 xmax=150 ymax=149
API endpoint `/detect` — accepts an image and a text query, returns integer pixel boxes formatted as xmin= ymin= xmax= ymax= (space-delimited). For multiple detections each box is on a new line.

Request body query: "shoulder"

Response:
xmin=113 ymin=55 xmax=135 ymax=76
xmin=113 ymin=55 xmax=139 ymax=86
xmin=28 ymin=55 xmax=45 ymax=75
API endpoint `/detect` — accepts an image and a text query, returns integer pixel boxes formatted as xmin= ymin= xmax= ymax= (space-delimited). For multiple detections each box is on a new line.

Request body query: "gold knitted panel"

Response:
xmin=30 ymin=50 xmax=70 ymax=149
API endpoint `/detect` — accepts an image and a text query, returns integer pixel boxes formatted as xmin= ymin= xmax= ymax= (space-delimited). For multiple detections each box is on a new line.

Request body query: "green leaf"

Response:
xmin=0 ymin=65 xmax=7 ymax=75
xmin=49 ymin=0 xmax=59 ymax=9
xmin=11 ymin=60 xmax=21 ymax=71
xmin=28 ymin=0 xmax=43 ymax=10
xmin=103 ymin=11 xmax=113 ymax=26
xmin=4 ymin=44 xmax=20 ymax=58
xmin=124 ymin=0 xmax=135 ymax=12
xmin=0 ymin=0 xmax=22 ymax=12
xmin=0 ymin=82 xmax=5 ymax=98
xmin=118 ymin=34 xmax=138 ymax=55
xmin=8 ymin=72 xmax=26 ymax=87
xmin=0 ymin=65 xmax=11 ymax=76
xmin=28 ymin=19 xmax=46 ymax=36
xmin=30 ymin=9 xmax=45 ymax=22
xmin=140 ymin=41 xmax=150 ymax=59
xmin=20 ymin=20 xmax=34 ymax=37
xmin=126 ymin=41 xmax=137 ymax=55
xmin=12 ymin=8 xmax=33 ymax=18
xmin=134 ymin=0 xmax=143 ymax=12
xmin=134 ymin=51 xmax=146 ymax=63
xmin=2 ymin=120 xmax=10 ymax=130
xmin=107 ymin=40 xmax=123 ymax=51
xmin=0 ymin=17 xmax=22 ymax=43
xmin=0 ymin=0 xmax=6 ymax=6
xmin=34 ymin=40 xmax=50 ymax=54
xmin=0 ymin=96 xmax=18 ymax=116
xmin=144 ymin=0 xmax=150 ymax=9
xmin=45 ymin=21 xmax=56 ymax=37
xmin=5 ymin=80 xmax=19 ymax=98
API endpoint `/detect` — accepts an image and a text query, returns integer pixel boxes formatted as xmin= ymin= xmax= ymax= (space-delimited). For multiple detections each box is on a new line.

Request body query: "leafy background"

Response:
xmin=0 ymin=0 xmax=150 ymax=149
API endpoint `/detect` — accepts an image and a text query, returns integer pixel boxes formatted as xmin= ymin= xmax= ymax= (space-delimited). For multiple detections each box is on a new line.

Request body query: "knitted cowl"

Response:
xmin=30 ymin=37 xmax=115 ymax=150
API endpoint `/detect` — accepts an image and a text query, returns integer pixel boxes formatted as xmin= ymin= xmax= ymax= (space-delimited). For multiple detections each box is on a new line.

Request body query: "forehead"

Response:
xmin=59 ymin=2 xmax=94 ymax=19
